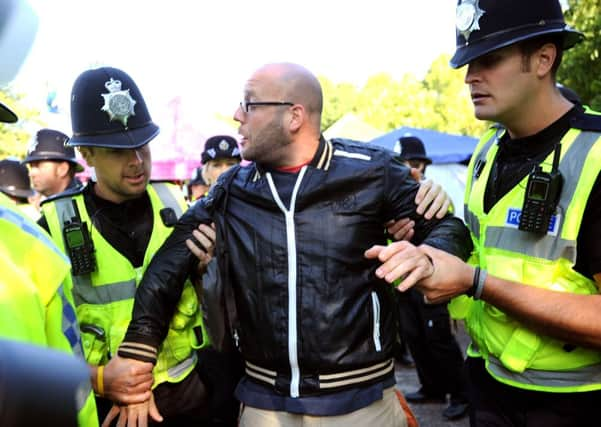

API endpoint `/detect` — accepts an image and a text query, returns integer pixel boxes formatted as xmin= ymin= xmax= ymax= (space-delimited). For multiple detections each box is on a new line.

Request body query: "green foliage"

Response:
xmin=0 ymin=90 xmax=42 ymax=159
xmin=560 ymin=0 xmax=601 ymax=110
xmin=320 ymin=54 xmax=487 ymax=139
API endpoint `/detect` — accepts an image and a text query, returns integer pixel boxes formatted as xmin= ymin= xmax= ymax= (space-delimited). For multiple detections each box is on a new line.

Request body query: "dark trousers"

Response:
xmin=397 ymin=289 xmax=468 ymax=401
xmin=466 ymin=357 xmax=601 ymax=426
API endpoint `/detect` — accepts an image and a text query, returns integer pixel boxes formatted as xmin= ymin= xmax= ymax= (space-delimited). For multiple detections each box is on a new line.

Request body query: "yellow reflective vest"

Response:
xmin=42 ymin=183 xmax=209 ymax=389
xmin=458 ymin=124 xmax=601 ymax=393
xmin=0 ymin=193 xmax=99 ymax=427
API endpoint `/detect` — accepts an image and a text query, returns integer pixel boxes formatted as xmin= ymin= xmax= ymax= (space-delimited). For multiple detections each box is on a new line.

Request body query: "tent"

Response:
xmin=323 ymin=113 xmax=383 ymax=142
xmin=369 ymin=126 xmax=478 ymax=164
xmin=369 ymin=127 xmax=479 ymax=220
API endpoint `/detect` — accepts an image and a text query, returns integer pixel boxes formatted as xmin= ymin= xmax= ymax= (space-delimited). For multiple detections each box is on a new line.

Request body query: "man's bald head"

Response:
xmin=252 ymin=62 xmax=323 ymax=123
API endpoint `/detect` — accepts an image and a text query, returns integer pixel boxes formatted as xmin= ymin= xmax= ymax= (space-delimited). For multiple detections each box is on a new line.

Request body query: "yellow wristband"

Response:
xmin=97 ymin=365 xmax=104 ymax=396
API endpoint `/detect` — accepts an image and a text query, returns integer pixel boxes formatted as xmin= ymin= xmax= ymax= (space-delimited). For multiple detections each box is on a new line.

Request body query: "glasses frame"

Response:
xmin=239 ymin=100 xmax=294 ymax=113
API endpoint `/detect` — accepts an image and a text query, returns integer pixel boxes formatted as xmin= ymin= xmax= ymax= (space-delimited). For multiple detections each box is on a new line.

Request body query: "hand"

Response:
xmin=101 ymin=356 xmax=154 ymax=404
xmin=186 ymin=223 xmax=216 ymax=275
xmin=101 ymin=392 xmax=163 ymax=427
xmin=364 ymin=241 xmax=434 ymax=291
xmin=386 ymin=218 xmax=415 ymax=242
xmin=415 ymin=178 xmax=451 ymax=220
xmin=414 ymin=244 xmax=474 ymax=304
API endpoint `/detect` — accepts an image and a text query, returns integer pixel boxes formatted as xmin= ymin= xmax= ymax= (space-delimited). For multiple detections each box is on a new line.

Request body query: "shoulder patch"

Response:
xmin=570 ymin=112 xmax=601 ymax=132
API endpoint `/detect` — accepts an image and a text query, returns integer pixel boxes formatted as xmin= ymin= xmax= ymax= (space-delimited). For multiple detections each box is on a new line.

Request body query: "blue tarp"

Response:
xmin=369 ymin=126 xmax=479 ymax=164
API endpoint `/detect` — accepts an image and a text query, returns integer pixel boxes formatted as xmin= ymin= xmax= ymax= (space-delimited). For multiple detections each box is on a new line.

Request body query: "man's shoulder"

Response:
xmin=571 ymin=110 xmax=601 ymax=133
xmin=329 ymin=138 xmax=395 ymax=163
xmin=40 ymin=184 xmax=86 ymax=207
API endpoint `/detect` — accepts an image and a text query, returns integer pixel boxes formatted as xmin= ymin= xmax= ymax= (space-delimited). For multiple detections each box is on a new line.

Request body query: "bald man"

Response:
xmin=118 ymin=63 xmax=472 ymax=426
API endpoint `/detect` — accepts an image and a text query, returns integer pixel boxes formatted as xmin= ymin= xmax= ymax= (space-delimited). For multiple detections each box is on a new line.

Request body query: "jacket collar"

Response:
xmin=252 ymin=135 xmax=333 ymax=181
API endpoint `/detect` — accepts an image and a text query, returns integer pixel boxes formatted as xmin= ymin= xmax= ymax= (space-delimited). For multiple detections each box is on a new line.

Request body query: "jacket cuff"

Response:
xmin=118 ymin=340 xmax=158 ymax=364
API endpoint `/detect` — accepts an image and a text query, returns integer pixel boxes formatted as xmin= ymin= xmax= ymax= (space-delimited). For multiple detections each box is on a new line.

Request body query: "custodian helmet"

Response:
xmin=0 ymin=158 xmax=35 ymax=198
xmin=450 ymin=0 xmax=584 ymax=68
xmin=23 ymin=129 xmax=84 ymax=172
xmin=67 ymin=66 xmax=159 ymax=149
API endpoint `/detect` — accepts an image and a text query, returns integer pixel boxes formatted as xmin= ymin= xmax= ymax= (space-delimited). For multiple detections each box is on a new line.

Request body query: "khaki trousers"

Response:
xmin=239 ymin=386 xmax=408 ymax=427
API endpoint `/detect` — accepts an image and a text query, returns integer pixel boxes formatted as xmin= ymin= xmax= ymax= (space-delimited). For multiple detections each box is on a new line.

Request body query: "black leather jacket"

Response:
xmin=122 ymin=138 xmax=472 ymax=396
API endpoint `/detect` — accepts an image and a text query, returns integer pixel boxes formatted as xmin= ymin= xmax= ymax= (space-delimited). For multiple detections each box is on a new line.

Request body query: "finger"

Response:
xmin=127 ymin=410 xmax=140 ymax=427
xmin=414 ymin=179 xmax=431 ymax=205
xmin=149 ymin=396 xmax=164 ymax=423
xmin=423 ymin=191 xmax=444 ymax=220
xmin=117 ymin=409 xmax=128 ymax=427
xmin=386 ymin=218 xmax=410 ymax=235
xmin=116 ymin=390 xmax=152 ymax=405
xmin=186 ymin=238 xmax=204 ymax=259
xmin=435 ymin=198 xmax=451 ymax=219
xmin=416 ymin=182 xmax=439 ymax=215
xmin=393 ymin=221 xmax=415 ymax=241
xmin=101 ymin=405 xmax=120 ymax=427
xmin=198 ymin=223 xmax=216 ymax=242
xmin=364 ymin=244 xmax=386 ymax=260
xmin=191 ymin=229 xmax=213 ymax=251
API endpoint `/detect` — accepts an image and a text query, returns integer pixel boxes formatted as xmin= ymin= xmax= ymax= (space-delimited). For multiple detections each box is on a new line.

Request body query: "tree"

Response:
xmin=319 ymin=76 xmax=360 ymax=131
xmin=560 ymin=0 xmax=601 ymax=110
xmin=0 ymin=89 xmax=42 ymax=159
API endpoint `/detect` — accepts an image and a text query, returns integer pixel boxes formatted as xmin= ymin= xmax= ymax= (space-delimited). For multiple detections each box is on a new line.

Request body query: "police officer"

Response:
xmin=378 ymin=1 xmax=601 ymax=425
xmin=23 ymin=128 xmax=84 ymax=199
xmin=394 ymin=135 xmax=469 ymax=421
xmin=200 ymin=134 xmax=241 ymax=187
xmin=0 ymin=101 xmax=99 ymax=427
xmin=0 ymin=157 xmax=39 ymax=219
xmin=38 ymin=67 xmax=212 ymax=426
xmin=187 ymin=167 xmax=209 ymax=203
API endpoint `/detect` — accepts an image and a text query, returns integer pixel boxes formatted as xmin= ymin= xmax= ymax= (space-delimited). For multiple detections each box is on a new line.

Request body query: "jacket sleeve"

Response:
xmin=385 ymin=156 xmax=473 ymax=261
xmin=119 ymin=200 xmax=213 ymax=363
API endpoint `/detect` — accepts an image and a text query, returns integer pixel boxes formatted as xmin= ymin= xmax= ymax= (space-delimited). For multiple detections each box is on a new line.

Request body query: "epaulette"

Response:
xmin=570 ymin=112 xmax=601 ymax=132
xmin=40 ymin=183 xmax=86 ymax=206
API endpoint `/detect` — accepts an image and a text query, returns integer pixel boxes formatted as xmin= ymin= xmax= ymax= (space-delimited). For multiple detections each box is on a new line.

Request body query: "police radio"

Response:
xmin=518 ymin=144 xmax=563 ymax=234
xmin=62 ymin=200 xmax=96 ymax=275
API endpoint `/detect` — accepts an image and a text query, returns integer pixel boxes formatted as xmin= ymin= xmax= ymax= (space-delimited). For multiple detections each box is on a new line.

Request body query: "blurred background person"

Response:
xmin=187 ymin=166 xmax=209 ymax=203
xmin=200 ymin=135 xmax=241 ymax=187
xmin=0 ymin=157 xmax=39 ymax=220
xmin=22 ymin=128 xmax=84 ymax=200
xmin=395 ymin=135 xmax=469 ymax=421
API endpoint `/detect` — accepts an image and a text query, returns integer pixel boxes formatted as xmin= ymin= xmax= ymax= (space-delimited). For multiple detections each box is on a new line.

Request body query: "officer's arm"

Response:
xmin=119 ymin=201 xmax=212 ymax=363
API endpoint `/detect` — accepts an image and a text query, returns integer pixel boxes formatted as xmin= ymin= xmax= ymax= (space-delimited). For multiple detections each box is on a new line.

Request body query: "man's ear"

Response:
xmin=56 ymin=161 xmax=70 ymax=178
xmin=535 ymin=43 xmax=557 ymax=77
xmin=288 ymin=104 xmax=305 ymax=133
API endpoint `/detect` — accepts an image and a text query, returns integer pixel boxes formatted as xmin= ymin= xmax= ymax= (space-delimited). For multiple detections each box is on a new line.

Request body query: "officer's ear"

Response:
xmin=56 ymin=161 xmax=70 ymax=179
xmin=535 ymin=43 xmax=557 ymax=78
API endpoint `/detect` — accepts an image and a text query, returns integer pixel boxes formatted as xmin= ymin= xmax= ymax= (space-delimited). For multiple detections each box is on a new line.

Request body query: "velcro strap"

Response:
xmin=498 ymin=327 xmax=541 ymax=373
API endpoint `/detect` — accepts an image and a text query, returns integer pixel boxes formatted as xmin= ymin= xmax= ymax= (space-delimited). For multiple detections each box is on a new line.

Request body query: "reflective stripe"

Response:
xmin=167 ymin=352 xmax=197 ymax=378
xmin=488 ymin=354 xmax=601 ymax=389
xmin=244 ymin=359 xmax=395 ymax=391
xmin=484 ymin=227 xmax=576 ymax=262
xmin=265 ymin=166 xmax=307 ymax=399
xmin=58 ymin=285 xmax=84 ymax=358
xmin=0 ymin=205 xmax=68 ymax=262
xmin=75 ymin=381 xmax=93 ymax=412
xmin=72 ymin=279 xmax=136 ymax=306
xmin=333 ymin=150 xmax=371 ymax=161
xmin=152 ymin=182 xmax=183 ymax=218
xmin=464 ymin=206 xmax=479 ymax=240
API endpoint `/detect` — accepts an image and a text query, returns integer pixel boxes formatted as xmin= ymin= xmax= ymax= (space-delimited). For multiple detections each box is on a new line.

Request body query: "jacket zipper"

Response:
xmin=371 ymin=291 xmax=382 ymax=352
xmin=265 ymin=166 xmax=307 ymax=398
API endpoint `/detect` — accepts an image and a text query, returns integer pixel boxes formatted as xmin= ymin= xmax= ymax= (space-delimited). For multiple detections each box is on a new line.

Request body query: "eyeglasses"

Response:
xmin=239 ymin=100 xmax=294 ymax=113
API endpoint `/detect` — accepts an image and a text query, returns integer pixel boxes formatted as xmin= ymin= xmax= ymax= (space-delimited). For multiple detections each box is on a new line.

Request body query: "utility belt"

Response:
xmin=245 ymin=358 xmax=395 ymax=395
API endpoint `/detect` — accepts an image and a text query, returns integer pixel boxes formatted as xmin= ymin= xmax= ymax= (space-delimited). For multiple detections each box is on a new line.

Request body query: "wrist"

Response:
xmin=465 ymin=266 xmax=487 ymax=300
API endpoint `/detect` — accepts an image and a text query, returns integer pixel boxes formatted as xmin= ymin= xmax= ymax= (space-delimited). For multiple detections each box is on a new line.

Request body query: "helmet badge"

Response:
xmin=218 ymin=139 xmax=230 ymax=151
xmin=101 ymin=78 xmax=137 ymax=127
xmin=456 ymin=0 xmax=485 ymax=43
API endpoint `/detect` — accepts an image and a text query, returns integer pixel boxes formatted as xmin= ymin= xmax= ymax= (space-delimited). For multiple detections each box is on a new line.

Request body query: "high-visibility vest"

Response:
xmin=42 ymin=183 xmax=209 ymax=387
xmin=459 ymin=124 xmax=601 ymax=392
xmin=0 ymin=193 xmax=99 ymax=427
